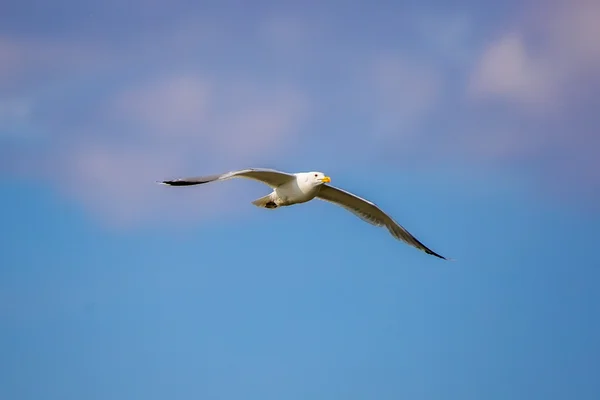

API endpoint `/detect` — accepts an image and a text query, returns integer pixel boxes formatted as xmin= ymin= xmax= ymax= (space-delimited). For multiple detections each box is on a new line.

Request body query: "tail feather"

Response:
xmin=251 ymin=194 xmax=278 ymax=209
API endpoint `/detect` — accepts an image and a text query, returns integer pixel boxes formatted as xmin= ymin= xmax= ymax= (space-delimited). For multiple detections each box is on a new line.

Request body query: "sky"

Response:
xmin=1 ymin=0 xmax=600 ymax=399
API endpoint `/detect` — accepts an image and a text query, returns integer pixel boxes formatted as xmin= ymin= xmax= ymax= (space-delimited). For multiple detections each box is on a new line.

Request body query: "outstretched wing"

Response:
xmin=159 ymin=168 xmax=296 ymax=188
xmin=317 ymin=184 xmax=447 ymax=259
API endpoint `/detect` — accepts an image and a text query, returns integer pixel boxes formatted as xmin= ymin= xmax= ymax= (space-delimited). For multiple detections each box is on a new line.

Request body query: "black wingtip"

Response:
xmin=425 ymin=248 xmax=451 ymax=261
xmin=159 ymin=180 xmax=198 ymax=186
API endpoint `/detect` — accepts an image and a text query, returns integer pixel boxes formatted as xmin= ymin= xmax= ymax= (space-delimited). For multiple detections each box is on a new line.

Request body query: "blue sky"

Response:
xmin=1 ymin=1 xmax=600 ymax=399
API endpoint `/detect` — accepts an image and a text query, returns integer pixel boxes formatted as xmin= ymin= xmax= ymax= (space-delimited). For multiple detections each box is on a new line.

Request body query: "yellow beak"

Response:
xmin=321 ymin=176 xmax=331 ymax=183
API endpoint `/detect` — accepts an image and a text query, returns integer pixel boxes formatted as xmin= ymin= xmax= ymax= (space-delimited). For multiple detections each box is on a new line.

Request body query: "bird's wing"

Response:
xmin=159 ymin=168 xmax=296 ymax=188
xmin=316 ymin=185 xmax=447 ymax=259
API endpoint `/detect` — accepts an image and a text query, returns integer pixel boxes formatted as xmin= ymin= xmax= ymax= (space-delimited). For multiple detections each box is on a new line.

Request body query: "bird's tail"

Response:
xmin=251 ymin=194 xmax=278 ymax=209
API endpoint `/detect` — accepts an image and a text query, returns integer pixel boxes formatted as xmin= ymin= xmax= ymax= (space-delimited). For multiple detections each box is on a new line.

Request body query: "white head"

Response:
xmin=304 ymin=171 xmax=331 ymax=186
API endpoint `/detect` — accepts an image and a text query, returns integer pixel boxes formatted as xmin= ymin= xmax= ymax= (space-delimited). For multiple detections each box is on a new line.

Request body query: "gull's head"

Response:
xmin=309 ymin=171 xmax=331 ymax=186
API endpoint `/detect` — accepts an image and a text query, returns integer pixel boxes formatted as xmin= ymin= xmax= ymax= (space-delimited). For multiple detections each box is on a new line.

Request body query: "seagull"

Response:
xmin=159 ymin=168 xmax=447 ymax=259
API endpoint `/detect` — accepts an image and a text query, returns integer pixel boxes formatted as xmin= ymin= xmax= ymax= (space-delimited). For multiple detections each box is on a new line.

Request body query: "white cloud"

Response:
xmin=468 ymin=33 xmax=555 ymax=109
xmin=113 ymin=76 xmax=212 ymax=137
xmin=549 ymin=0 xmax=600 ymax=68
xmin=469 ymin=1 xmax=600 ymax=111
xmin=53 ymin=74 xmax=309 ymax=227
xmin=0 ymin=35 xmax=115 ymax=93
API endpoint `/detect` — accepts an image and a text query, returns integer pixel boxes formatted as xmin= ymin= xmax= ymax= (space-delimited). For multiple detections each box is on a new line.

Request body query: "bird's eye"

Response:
xmin=314 ymin=174 xmax=318 ymax=177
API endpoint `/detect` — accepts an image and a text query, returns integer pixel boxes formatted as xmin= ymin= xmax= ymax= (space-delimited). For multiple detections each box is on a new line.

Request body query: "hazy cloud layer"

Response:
xmin=1 ymin=0 xmax=599 ymax=225
xmin=470 ymin=1 xmax=600 ymax=111
xmin=463 ymin=0 xmax=600 ymax=201
xmin=46 ymin=74 xmax=308 ymax=227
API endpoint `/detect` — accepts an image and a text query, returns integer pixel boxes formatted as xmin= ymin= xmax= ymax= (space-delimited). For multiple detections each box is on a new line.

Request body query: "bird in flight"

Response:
xmin=159 ymin=168 xmax=448 ymax=259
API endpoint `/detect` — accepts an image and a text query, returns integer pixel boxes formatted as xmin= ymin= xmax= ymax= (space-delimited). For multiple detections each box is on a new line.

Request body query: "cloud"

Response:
xmin=469 ymin=1 xmax=600 ymax=111
xmin=2 ymin=2 xmax=599 ymax=226
xmin=112 ymin=76 xmax=212 ymax=137
xmin=0 ymin=36 xmax=115 ymax=95
xmin=349 ymin=3 xmax=600 ymax=208
xmin=468 ymin=33 xmax=555 ymax=109
xmin=50 ymin=74 xmax=309 ymax=227
xmin=456 ymin=0 xmax=600 ymax=207
xmin=547 ymin=0 xmax=600 ymax=68
xmin=0 ymin=20 xmax=310 ymax=227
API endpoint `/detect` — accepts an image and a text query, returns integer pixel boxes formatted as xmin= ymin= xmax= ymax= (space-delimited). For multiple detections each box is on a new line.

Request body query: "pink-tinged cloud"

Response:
xmin=52 ymin=74 xmax=309 ymax=227
xmin=0 ymin=36 xmax=115 ymax=94
xmin=458 ymin=0 xmax=600 ymax=207
xmin=0 ymin=25 xmax=313 ymax=227
xmin=113 ymin=76 xmax=212 ymax=137
xmin=469 ymin=1 xmax=600 ymax=111
xmin=107 ymin=75 xmax=308 ymax=163
xmin=3 ymin=5 xmax=599 ymax=226
xmin=544 ymin=0 xmax=600 ymax=67
xmin=468 ymin=33 xmax=556 ymax=109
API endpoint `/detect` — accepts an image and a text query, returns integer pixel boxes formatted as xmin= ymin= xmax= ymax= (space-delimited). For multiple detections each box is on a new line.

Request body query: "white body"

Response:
xmin=272 ymin=173 xmax=324 ymax=206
